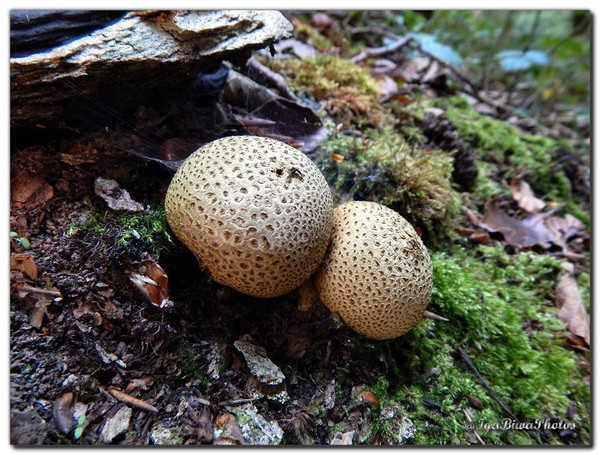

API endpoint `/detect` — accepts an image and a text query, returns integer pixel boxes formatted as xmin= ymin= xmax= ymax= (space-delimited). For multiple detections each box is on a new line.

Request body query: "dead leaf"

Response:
xmin=396 ymin=57 xmax=431 ymax=82
xmin=284 ymin=326 xmax=311 ymax=359
xmin=545 ymin=214 xmax=586 ymax=249
xmin=129 ymin=258 xmax=172 ymax=308
xmin=273 ymin=38 xmax=317 ymax=59
xmin=160 ymin=138 xmax=203 ymax=161
xmin=73 ymin=300 xmax=101 ymax=321
xmin=510 ymin=178 xmax=546 ymax=213
xmin=10 ymin=253 xmax=39 ymax=280
xmin=309 ymin=12 xmax=333 ymax=32
xmin=555 ymin=273 xmax=589 ymax=345
xmin=357 ymin=390 xmax=380 ymax=408
xmin=247 ymin=98 xmax=329 ymax=152
xmin=214 ymin=413 xmax=245 ymax=445
xmin=125 ymin=377 xmax=154 ymax=394
xmin=374 ymin=73 xmax=398 ymax=101
xmin=11 ymin=171 xmax=54 ymax=208
xmin=29 ymin=301 xmax=49 ymax=329
xmin=95 ymin=177 xmax=144 ymax=212
xmin=480 ymin=197 xmax=554 ymax=248
xmin=53 ymin=392 xmax=75 ymax=435
xmin=457 ymin=228 xmax=489 ymax=244
xmin=466 ymin=394 xmax=484 ymax=410
xmin=479 ymin=196 xmax=586 ymax=251
xmin=101 ymin=301 xmax=124 ymax=320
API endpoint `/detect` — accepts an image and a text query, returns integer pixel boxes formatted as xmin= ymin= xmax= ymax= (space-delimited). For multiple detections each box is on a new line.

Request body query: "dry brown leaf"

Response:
xmin=53 ymin=392 xmax=75 ymax=435
xmin=555 ymin=273 xmax=589 ymax=345
xmin=10 ymin=253 xmax=39 ymax=280
xmin=479 ymin=196 xmax=585 ymax=250
xmin=397 ymin=57 xmax=431 ymax=82
xmin=273 ymin=38 xmax=317 ymax=59
xmin=129 ymin=258 xmax=171 ymax=308
xmin=480 ymin=197 xmax=554 ymax=248
xmin=466 ymin=394 xmax=484 ymax=411
xmin=73 ymin=300 xmax=100 ymax=319
xmin=510 ymin=178 xmax=546 ymax=213
xmin=247 ymin=98 xmax=329 ymax=152
xmin=11 ymin=171 xmax=54 ymax=208
xmin=29 ymin=301 xmax=48 ymax=329
xmin=545 ymin=214 xmax=586 ymax=249
xmin=214 ymin=413 xmax=245 ymax=445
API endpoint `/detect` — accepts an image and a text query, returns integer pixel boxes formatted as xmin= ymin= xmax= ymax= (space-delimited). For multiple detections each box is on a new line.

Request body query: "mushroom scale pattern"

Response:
xmin=314 ymin=201 xmax=433 ymax=340
xmin=165 ymin=135 xmax=333 ymax=298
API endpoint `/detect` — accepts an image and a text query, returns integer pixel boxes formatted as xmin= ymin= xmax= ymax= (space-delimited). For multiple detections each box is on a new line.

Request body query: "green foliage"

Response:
xmin=10 ymin=231 xmax=31 ymax=249
xmin=421 ymin=11 xmax=590 ymax=109
xmin=315 ymin=129 xmax=460 ymax=241
xmin=74 ymin=414 xmax=86 ymax=440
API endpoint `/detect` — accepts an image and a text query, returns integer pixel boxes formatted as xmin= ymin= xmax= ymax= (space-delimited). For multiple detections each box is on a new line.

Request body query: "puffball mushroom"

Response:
xmin=314 ymin=201 xmax=432 ymax=340
xmin=165 ymin=135 xmax=333 ymax=298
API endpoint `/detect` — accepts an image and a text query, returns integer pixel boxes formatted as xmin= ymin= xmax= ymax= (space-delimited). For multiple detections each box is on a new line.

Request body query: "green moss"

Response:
xmin=177 ymin=339 xmax=210 ymax=385
xmin=265 ymin=56 xmax=390 ymax=128
xmin=292 ymin=20 xmax=336 ymax=50
xmin=269 ymin=55 xmax=379 ymax=96
xmin=314 ymin=130 xmax=461 ymax=241
xmin=431 ymin=96 xmax=573 ymax=202
xmin=116 ymin=204 xmax=172 ymax=254
xmin=399 ymin=245 xmax=589 ymax=444
xmin=67 ymin=201 xmax=173 ymax=255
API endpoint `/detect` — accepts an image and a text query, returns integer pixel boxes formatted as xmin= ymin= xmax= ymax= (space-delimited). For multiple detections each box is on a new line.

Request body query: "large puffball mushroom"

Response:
xmin=165 ymin=135 xmax=333 ymax=298
xmin=314 ymin=201 xmax=432 ymax=340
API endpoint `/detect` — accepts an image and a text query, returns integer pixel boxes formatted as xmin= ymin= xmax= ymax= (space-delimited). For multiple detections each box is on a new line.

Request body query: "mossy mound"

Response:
xmin=266 ymin=56 xmax=392 ymax=129
xmin=313 ymin=130 xmax=461 ymax=242
xmin=432 ymin=96 xmax=577 ymax=204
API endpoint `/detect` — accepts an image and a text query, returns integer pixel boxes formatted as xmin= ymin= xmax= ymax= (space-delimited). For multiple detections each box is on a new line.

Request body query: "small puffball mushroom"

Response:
xmin=165 ymin=135 xmax=333 ymax=298
xmin=314 ymin=201 xmax=432 ymax=340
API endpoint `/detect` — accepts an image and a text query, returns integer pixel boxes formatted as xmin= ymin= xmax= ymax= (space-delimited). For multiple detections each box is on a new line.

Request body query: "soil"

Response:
xmin=9 ymin=116 xmax=393 ymax=445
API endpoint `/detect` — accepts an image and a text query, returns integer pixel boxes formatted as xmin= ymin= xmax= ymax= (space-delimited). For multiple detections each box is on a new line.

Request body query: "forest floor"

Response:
xmin=9 ymin=11 xmax=590 ymax=446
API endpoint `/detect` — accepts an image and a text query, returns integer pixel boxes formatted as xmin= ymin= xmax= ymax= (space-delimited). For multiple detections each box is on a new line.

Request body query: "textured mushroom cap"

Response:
xmin=314 ymin=201 xmax=432 ymax=340
xmin=165 ymin=136 xmax=333 ymax=298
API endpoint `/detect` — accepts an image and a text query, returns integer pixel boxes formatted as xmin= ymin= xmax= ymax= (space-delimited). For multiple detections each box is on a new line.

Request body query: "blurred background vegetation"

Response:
xmin=296 ymin=9 xmax=591 ymax=140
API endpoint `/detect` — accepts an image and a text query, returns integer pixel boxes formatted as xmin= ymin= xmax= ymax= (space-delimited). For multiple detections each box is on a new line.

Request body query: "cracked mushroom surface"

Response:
xmin=314 ymin=201 xmax=432 ymax=340
xmin=165 ymin=135 xmax=333 ymax=298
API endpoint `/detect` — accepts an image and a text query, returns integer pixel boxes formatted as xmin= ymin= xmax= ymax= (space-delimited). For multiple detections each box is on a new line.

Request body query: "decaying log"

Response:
xmin=10 ymin=10 xmax=293 ymax=127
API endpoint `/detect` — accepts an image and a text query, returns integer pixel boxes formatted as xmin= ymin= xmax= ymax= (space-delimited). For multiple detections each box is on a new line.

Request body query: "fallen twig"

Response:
xmin=351 ymin=36 xmax=412 ymax=63
xmin=108 ymin=387 xmax=158 ymax=413
xmin=245 ymin=57 xmax=298 ymax=102
xmin=19 ymin=285 xmax=62 ymax=297
xmin=423 ymin=310 xmax=449 ymax=322
xmin=457 ymin=347 xmax=517 ymax=420
xmin=462 ymin=409 xmax=486 ymax=445
xmin=218 ymin=398 xmax=256 ymax=407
